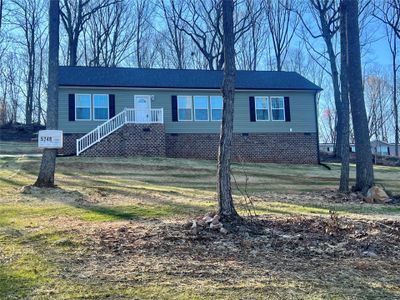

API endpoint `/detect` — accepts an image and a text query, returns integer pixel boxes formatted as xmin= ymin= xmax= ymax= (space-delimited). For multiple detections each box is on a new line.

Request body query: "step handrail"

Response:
xmin=76 ymin=109 xmax=127 ymax=156
xmin=76 ymin=108 xmax=164 ymax=156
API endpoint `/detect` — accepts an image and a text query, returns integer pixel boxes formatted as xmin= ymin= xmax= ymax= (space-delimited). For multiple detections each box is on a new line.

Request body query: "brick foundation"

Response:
xmin=166 ymin=132 xmax=318 ymax=164
xmin=61 ymin=126 xmax=318 ymax=164
xmin=61 ymin=124 xmax=165 ymax=157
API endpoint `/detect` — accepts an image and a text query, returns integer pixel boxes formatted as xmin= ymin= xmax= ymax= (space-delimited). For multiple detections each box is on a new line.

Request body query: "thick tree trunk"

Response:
xmin=217 ymin=0 xmax=239 ymax=222
xmin=35 ymin=0 xmax=59 ymax=187
xmin=339 ymin=2 xmax=350 ymax=192
xmin=344 ymin=0 xmax=374 ymax=193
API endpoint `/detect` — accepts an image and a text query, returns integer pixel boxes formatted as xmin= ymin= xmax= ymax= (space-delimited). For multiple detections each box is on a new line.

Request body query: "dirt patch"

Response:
xmin=87 ymin=215 xmax=400 ymax=260
xmin=52 ymin=215 xmax=399 ymax=298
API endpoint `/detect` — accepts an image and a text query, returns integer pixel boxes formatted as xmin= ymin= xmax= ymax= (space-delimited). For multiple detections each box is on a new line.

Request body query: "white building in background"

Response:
xmin=320 ymin=140 xmax=398 ymax=157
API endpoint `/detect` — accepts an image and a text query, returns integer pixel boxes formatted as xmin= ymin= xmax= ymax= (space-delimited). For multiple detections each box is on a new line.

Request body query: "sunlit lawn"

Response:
xmin=0 ymin=155 xmax=399 ymax=299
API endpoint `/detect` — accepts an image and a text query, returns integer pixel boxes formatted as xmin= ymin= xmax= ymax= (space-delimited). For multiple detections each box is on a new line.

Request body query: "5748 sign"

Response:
xmin=38 ymin=130 xmax=63 ymax=149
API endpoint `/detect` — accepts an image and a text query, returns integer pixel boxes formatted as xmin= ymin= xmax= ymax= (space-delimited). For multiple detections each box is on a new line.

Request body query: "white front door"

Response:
xmin=134 ymin=95 xmax=151 ymax=123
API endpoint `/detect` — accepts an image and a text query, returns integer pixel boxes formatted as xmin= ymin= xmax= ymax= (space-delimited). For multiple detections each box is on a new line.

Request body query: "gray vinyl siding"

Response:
xmin=58 ymin=87 xmax=317 ymax=134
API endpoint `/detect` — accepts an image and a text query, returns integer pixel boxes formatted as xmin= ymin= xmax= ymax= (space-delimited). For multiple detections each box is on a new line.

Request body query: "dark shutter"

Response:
xmin=109 ymin=94 xmax=115 ymax=118
xmin=284 ymin=97 xmax=291 ymax=122
xmin=249 ymin=96 xmax=256 ymax=122
xmin=68 ymin=94 xmax=75 ymax=121
xmin=387 ymin=146 xmax=390 ymax=156
xmin=171 ymin=95 xmax=178 ymax=122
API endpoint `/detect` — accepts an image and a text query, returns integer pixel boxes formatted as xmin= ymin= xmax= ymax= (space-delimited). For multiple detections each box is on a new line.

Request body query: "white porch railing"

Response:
xmin=76 ymin=108 xmax=164 ymax=156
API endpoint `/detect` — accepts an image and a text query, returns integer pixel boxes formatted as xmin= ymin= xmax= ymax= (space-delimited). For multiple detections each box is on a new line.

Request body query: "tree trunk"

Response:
xmin=344 ymin=0 xmax=374 ymax=193
xmin=393 ymin=39 xmax=399 ymax=157
xmin=69 ymin=38 xmax=78 ymax=66
xmin=35 ymin=0 xmax=59 ymax=188
xmin=339 ymin=1 xmax=350 ymax=192
xmin=217 ymin=0 xmax=239 ymax=222
xmin=326 ymin=40 xmax=343 ymax=158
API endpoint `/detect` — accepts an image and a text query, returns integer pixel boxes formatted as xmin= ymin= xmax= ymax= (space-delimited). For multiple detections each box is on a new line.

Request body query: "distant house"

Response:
xmin=320 ymin=140 xmax=398 ymax=157
xmin=370 ymin=140 xmax=397 ymax=157
xmin=58 ymin=66 xmax=322 ymax=163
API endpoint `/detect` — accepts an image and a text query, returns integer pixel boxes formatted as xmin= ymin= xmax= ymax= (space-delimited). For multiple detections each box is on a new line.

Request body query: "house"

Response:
xmin=320 ymin=143 xmax=357 ymax=154
xmin=58 ymin=66 xmax=322 ymax=163
xmin=370 ymin=140 xmax=398 ymax=157
xmin=320 ymin=140 xmax=398 ymax=157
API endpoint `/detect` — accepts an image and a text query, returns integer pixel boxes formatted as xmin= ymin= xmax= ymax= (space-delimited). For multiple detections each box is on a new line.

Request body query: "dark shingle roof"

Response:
xmin=59 ymin=66 xmax=322 ymax=91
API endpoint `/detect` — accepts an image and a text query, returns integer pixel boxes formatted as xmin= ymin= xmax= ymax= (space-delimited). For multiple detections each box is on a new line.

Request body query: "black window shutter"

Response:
xmin=109 ymin=94 xmax=115 ymax=118
xmin=171 ymin=95 xmax=178 ymax=122
xmin=68 ymin=94 xmax=75 ymax=121
xmin=249 ymin=96 xmax=256 ymax=122
xmin=284 ymin=96 xmax=291 ymax=122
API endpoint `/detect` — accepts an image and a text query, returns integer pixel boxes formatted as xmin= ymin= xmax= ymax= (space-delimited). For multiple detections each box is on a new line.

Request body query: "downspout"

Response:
xmin=313 ymin=91 xmax=321 ymax=164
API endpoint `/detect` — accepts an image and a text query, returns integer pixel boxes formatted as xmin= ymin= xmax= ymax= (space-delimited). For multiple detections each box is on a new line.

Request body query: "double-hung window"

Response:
xmin=178 ymin=96 xmax=193 ymax=121
xmin=93 ymin=94 xmax=109 ymax=120
xmin=75 ymin=94 xmax=91 ymax=120
xmin=271 ymin=97 xmax=285 ymax=121
xmin=210 ymin=96 xmax=222 ymax=121
xmin=194 ymin=96 xmax=209 ymax=121
xmin=255 ymin=96 xmax=269 ymax=121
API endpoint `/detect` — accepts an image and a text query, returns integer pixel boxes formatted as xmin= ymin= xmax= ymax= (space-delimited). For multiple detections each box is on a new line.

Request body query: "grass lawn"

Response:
xmin=0 ymin=141 xmax=42 ymax=154
xmin=0 ymin=155 xmax=399 ymax=299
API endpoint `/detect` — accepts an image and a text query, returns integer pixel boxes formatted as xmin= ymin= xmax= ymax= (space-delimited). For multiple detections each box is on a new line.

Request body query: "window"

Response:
xmin=75 ymin=94 xmax=91 ymax=120
xmin=93 ymin=94 xmax=109 ymax=120
xmin=178 ymin=96 xmax=192 ymax=121
xmin=210 ymin=96 xmax=222 ymax=121
xmin=255 ymin=96 xmax=269 ymax=121
xmin=194 ymin=96 xmax=209 ymax=121
xmin=271 ymin=97 xmax=285 ymax=121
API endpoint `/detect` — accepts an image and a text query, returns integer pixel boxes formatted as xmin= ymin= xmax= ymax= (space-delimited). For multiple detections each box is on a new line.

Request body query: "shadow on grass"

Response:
xmin=23 ymin=185 xmax=213 ymax=222
xmin=0 ymin=265 xmax=37 ymax=299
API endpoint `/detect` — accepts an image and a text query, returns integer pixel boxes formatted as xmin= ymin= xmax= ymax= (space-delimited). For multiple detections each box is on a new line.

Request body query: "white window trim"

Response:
xmin=193 ymin=96 xmax=210 ymax=121
xmin=177 ymin=95 xmax=193 ymax=121
xmin=255 ymin=96 xmax=270 ymax=122
xmin=75 ymin=94 xmax=92 ymax=121
xmin=270 ymin=96 xmax=285 ymax=122
xmin=210 ymin=96 xmax=223 ymax=121
xmin=93 ymin=94 xmax=110 ymax=121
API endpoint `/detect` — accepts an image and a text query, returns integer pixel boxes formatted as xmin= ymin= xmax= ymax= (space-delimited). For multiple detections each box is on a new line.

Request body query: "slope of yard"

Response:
xmin=0 ymin=141 xmax=42 ymax=155
xmin=0 ymin=156 xmax=399 ymax=299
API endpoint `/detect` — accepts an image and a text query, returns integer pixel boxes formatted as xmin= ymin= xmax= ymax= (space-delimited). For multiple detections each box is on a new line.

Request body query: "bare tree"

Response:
xmin=339 ymin=1 xmax=350 ymax=192
xmin=83 ymin=0 xmax=135 ymax=67
xmin=236 ymin=0 xmax=266 ymax=70
xmin=159 ymin=0 xmax=188 ymax=69
xmin=373 ymin=0 xmax=400 ymax=38
xmin=342 ymin=0 xmax=374 ymax=193
xmin=10 ymin=0 xmax=47 ymax=124
xmin=172 ymin=0 xmax=256 ymax=70
xmin=35 ymin=0 xmax=59 ymax=187
xmin=264 ymin=0 xmax=298 ymax=71
xmin=364 ymin=71 xmax=392 ymax=141
xmin=295 ymin=0 xmax=344 ymax=157
xmin=373 ymin=0 xmax=399 ymax=156
xmin=60 ymin=0 xmax=116 ymax=66
xmin=218 ymin=0 xmax=240 ymax=223
xmin=132 ymin=0 xmax=156 ymax=68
